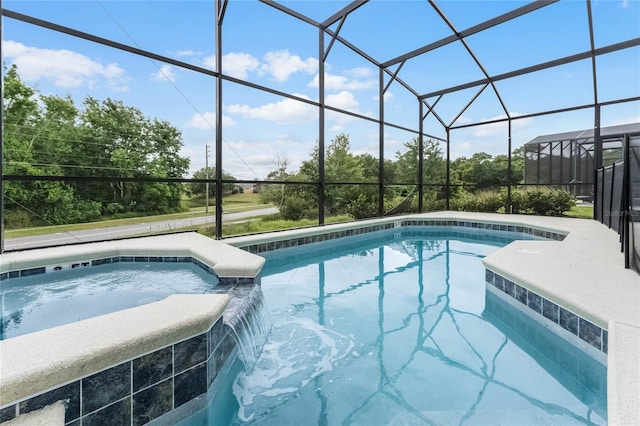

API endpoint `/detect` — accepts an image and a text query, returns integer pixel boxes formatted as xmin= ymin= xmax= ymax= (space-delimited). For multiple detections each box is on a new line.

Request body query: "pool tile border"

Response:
xmin=239 ymin=219 xmax=565 ymax=254
xmin=0 ymin=317 xmax=237 ymax=425
xmin=485 ymin=269 xmax=608 ymax=354
xmin=0 ymin=256 xmax=216 ymax=282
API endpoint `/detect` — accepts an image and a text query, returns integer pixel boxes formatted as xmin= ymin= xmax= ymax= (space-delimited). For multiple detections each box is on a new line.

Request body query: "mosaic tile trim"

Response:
xmin=241 ymin=220 xmax=566 ymax=254
xmin=485 ymin=290 xmax=607 ymax=401
xmin=0 ymin=317 xmax=235 ymax=426
xmin=0 ymin=256 xmax=214 ymax=282
xmin=485 ymin=269 xmax=608 ymax=354
xmin=217 ymin=276 xmax=259 ymax=286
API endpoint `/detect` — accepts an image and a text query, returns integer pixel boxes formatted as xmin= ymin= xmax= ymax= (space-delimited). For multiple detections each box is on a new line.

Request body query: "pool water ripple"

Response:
xmin=190 ymin=231 xmax=606 ymax=425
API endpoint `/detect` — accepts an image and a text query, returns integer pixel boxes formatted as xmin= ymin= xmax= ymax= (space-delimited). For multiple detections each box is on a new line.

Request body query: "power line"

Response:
xmin=95 ymin=0 xmax=261 ymax=179
xmin=3 ymin=161 xmax=152 ymax=173
xmin=3 ymin=195 xmax=85 ymax=243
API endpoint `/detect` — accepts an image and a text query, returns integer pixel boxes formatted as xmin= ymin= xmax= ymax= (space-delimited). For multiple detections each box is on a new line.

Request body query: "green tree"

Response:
xmin=265 ymin=134 xmax=379 ymax=220
xmin=260 ymin=150 xmax=293 ymax=211
xmin=76 ymin=97 xmax=189 ymax=214
xmin=511 ymin=146 xmax=525 ymax=184
xmin=394 ymin=137 xmax=446 ymax=184
xmin=450 ymin=148 xmax=524 ymax=190
xmin=2 ymin=65 xmax=190 ymax=227
xmin=2 ymin=65 xmax=100 ymax=225
xmin=191 ymin=167 xmax=236 ymax=196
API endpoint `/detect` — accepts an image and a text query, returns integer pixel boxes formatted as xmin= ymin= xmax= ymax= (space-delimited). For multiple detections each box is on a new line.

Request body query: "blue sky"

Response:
xmin=2 ymin=0 xmax=639 ymax=179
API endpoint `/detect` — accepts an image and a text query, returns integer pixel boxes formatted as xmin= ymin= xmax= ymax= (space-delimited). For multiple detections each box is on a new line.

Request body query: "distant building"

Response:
xmin=524 ymin=123 xmax=640 ymax=201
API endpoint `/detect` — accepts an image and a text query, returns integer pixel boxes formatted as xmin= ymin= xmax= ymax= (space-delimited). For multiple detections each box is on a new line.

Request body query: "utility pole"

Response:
xmin=205 ymin=144 xmax=210 ymax=214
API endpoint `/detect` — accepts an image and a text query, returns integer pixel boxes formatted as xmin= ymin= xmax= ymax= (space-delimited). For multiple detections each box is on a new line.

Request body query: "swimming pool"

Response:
xmin=0 ymin=261 xmax=219 ymax=340
xmin=181 ymin=227 xmax=607 ymax=425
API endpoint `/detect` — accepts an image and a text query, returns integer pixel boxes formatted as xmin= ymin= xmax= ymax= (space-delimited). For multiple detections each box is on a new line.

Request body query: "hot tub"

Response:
xmin=0 ymin=232 xmax=265 ymax=425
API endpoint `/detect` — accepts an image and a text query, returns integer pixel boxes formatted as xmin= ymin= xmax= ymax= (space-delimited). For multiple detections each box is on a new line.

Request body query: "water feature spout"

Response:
xmin=222 ymin=284 xmax=271 ymax=371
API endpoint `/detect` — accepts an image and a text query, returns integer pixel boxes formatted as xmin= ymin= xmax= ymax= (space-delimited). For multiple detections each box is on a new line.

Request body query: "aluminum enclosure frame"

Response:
xmin=1 ymin=0 xmax=639 ymax=248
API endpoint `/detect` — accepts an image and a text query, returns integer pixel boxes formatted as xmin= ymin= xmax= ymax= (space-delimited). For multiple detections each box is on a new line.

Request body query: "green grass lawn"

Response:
xmin=211 ymin=214 xmax=354 ymax=238
xmin=563 ymin=204 xmax=594 ymax=219
xmin=5 ymin=192 xmax=270 ymax=238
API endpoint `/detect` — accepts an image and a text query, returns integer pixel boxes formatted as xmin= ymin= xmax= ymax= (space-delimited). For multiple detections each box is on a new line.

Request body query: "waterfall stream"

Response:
xmin=223 ymin=284 xmax=271 ymax=372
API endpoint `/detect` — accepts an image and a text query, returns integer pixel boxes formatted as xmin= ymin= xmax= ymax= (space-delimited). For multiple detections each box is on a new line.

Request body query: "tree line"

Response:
xmin=260 ymin=133 xmax=524 ymax=220
xmin=3 ymin=65 xmax=193 ymax=227
xmin=2 ymin=64 xmax=525 ymax=228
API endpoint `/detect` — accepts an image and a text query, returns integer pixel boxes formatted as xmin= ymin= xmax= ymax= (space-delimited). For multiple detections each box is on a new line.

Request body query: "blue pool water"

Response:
xmin=182 ymin=228 xmax=607 ymax=425
xmin=0 ymin=262 xmax=218 ymax=340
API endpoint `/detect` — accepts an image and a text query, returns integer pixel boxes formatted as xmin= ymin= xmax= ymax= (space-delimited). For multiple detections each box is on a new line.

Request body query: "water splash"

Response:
xmin=232 ymin=316 xmax=354 ymax=422
xmin=224 ymin=284 xmax=271 ymax=372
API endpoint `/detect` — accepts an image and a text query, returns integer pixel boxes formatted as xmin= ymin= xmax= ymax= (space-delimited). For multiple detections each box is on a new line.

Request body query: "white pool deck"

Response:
xmin=0 ymin=214 xmax=638 ymax=425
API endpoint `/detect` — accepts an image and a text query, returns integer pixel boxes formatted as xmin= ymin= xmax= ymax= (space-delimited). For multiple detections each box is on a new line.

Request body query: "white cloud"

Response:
xmin=220 ymin=138 xmax=307 ymax=179
xmin=3 ymin=40 xmax=129 ymax=91
xmin=225 ymin=94 xmax=317 ymax=125
xmin=308 ymin=71 xmax=376 ymax=91
xmin=325 ymin=91 xmax=375 ymax=131
xmin=346 ymin=67 xmax=374 ymax=78
xmin=611 ymin=114 xmax=640 ymax=126
xmin=185 ymin=112 xmax=236 ymax=129
xmin=223 ymin=90 xmax=372 ymax=130
xmin=152 ymin=65 xmax=177 ymax=82
xmin=470 ymin=113 xmax=532 ymax=137
xmin=455 ymin=116 xmax=472 ymax=125
xmin=450 ymin=142 xmax=474 ymax=159
xmin=326 ymin=91 xmax=359 ymax=110
xmin=260 ymin=50 xmax=317 ymax=82
xmin=173 ymin=49 xmax=203 ymax=58
xmin=203 ymin=52 xmax=260 ymax=79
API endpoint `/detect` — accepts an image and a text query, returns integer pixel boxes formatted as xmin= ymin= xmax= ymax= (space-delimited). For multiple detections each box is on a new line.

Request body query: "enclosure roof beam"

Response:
xmin=383 ymin=61 xmax=405 ymax=95
xmin=427 ymin=0 xmax=510 ymax=118
xmin=259 ymin=0 xmax=321 ymax=28
xmin=421 ymin=98 xmax=447 ymax=129
xmin=586 ymin=0 xmax=599 ymax=106
xmin=217 ymin=0 xmax=229 ymax=24
xmin=323 ymin=14 xmax=347 ymax=62
xmin=321 ymin=0 xmax=368 ymax=29
xmin=423 ymin=95 xmax=443 ymax=122
xmin=1 ymin=9 xmax=220 ymax=78
xmin=381 ymin=0 xmax=558 ymax=68
xmin=448 ymin=84 xmax=489 ymax=128
xmin=449 ymin=95 xmax=640 ymax=131
xmin=419 ymin=38 xmax=640 ymax=100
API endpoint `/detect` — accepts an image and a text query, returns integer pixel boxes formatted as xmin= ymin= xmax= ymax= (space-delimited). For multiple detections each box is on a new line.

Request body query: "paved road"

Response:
xmin=4 ymin=207 xmax=279 ymax=251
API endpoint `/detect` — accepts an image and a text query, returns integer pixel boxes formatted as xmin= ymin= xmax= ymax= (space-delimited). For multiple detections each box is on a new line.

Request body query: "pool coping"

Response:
xmin=225 ymin=211 xmax=640 ymax=426
xmin=0 ymin=293 xmax=229 ymax=407
xmin=0 ymin=232 xmax=265 ymax=279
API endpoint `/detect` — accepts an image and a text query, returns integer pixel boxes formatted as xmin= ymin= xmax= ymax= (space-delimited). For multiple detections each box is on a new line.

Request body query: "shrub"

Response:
xmin=552 ymin=189 xmax=576 ymax=215
xmin=280 ymin=196 xmax=314 ymax=221
xmin=346 ymin=194 xmax=378 ymax=219
xmin=504 ymin=188 xmax=527 ymax=214
xmin=451 ymin=190 xmax=502 ymax=213
xmin=503 ymin=187 xmax=575 ymax=216
xmin=422 ymin=190 xmax=445 ymax=212
xmin=4 ymin=210 xmax=33 ymax=229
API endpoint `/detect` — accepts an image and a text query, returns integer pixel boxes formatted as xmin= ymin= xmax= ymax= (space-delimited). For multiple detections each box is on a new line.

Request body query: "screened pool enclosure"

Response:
xmin=524 ymin=123 xmax=640 ymax=201
xmin=1 ymin=0 xmax=639 ymax=254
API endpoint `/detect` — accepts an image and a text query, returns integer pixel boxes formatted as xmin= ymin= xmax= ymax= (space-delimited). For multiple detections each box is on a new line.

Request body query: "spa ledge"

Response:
xmin=0 ymin=293 xmax=229 ymax=406
xmin=0 ymin=232 xmax=265 ymax=279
